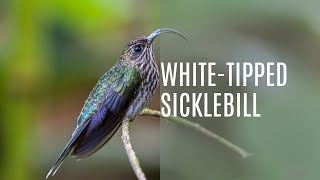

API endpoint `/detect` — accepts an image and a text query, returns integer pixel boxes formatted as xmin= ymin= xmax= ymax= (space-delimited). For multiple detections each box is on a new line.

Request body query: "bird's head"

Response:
xmin=120 ymin=28 xmax=187 ymax=65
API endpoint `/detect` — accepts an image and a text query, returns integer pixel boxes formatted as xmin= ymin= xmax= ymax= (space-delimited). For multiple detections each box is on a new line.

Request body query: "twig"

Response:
xmin=122 ymin=108 xmax=252 ymax=180
xmin=140 ymin=108 xmax=252 ymax=158
xmin=121 ymin=118 xmax=147 ymax=180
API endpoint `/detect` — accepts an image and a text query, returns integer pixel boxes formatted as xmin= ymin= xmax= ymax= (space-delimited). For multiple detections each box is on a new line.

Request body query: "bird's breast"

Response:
xmin=125 ymin=61 xmax=159 ymax=119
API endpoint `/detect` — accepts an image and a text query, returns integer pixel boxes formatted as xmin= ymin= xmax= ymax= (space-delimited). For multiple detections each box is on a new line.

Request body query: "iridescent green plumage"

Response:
xmin=76 ymin=63 xmax=141 ymax=127
xmin=47 ymin=63 xmax=141 ymax=178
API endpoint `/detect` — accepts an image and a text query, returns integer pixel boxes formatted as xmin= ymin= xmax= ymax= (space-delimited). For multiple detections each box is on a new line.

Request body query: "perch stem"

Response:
xmin=121 ymin=118 xmax=147 ymax=180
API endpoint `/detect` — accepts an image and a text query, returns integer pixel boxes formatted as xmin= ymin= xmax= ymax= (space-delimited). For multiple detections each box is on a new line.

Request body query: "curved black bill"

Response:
xmin=147 ymin=28 xmax=187 ymax=44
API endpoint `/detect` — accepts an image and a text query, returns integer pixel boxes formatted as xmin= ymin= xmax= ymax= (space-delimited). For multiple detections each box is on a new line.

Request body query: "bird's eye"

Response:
xmin=133 ymin=45 xmax=143 ymax=53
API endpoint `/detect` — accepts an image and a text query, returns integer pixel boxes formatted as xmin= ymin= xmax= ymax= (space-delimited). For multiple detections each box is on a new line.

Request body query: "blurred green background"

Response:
xmin=0 ymin=0 xmax=159 ymax=180
xmin=1 ymin=0 xmax=320 ymax=180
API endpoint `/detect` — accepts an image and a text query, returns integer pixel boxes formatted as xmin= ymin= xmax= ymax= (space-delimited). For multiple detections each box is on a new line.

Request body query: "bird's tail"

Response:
xmin=46 ymin=120 xmax=90 ymax=179
xmin=46 ymin=137 xmax=75 ymax=179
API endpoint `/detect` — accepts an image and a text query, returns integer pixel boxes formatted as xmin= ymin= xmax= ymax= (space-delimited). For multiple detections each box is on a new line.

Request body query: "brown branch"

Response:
xmin=122 ymin=108 xmax=252 ymax=180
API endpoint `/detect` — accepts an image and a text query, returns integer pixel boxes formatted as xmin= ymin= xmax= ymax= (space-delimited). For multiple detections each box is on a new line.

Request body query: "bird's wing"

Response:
xmin=71 ymin=65 xmax=142 ymax=158
xmin=46 ymin=64 xmax=141 ymax=178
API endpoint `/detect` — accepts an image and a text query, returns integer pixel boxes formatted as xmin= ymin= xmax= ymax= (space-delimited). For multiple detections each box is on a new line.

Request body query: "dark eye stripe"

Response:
xmin=131 ymin=44 xmax=144 ymax=53
xmin=131 ymin=44 xmax=147 ymax=61
xmin=134 ymin=45 xmax=142 ymax=52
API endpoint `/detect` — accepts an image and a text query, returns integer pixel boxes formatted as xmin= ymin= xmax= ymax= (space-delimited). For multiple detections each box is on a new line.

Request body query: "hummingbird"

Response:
xmin=46 ymin=28 xmax=186 ymax=178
